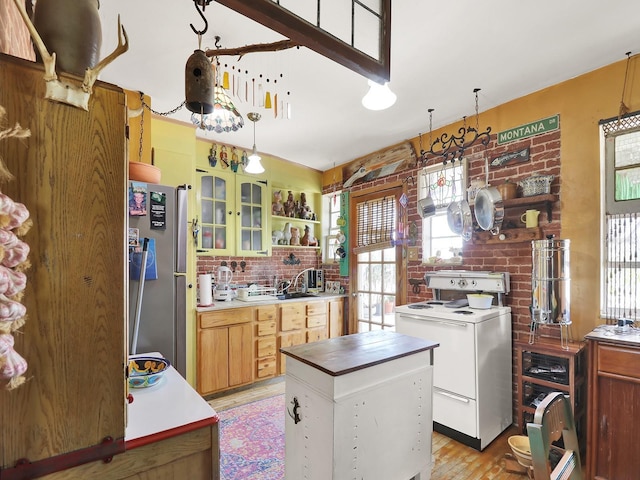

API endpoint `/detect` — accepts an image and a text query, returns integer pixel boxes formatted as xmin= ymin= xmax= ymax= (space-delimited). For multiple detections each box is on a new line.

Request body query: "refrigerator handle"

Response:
xmin=176 ymin=186 xmax=188 ymax=273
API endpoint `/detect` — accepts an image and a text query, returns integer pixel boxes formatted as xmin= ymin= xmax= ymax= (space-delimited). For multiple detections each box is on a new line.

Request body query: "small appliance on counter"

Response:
xmin=305 ymin=268 xmax=324 ymax=293
xmin=214 ymin=266 xmax=234 ymax=301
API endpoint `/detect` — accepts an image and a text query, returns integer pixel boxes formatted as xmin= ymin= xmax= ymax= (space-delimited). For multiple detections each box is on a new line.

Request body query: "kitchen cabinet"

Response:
xmin=196 ymin=296 xmax=345 ymax=395
xmin=0 ymin=53 xmax=127 ymax=474
xmin=197 ymin=308 xmax=254 ymax=395
xmin=255 ymin=304 xmax=278 ymax=379
xmin=278 ymin=302 xmax=307 ymax=375
xmin=514 ymin=339 xmax=586 ymax=456
xmin=281 ymin=331 xmax=438 ymax=480
xmin=328 ymin=298 xmax=344 ymax=338
xmin=305 ymin=300 xmax=328 ymax=342
xmin=196 ymin=169 xmax=269 ymax=256
xmin=585 ymin=333 xmax=640 ymax=480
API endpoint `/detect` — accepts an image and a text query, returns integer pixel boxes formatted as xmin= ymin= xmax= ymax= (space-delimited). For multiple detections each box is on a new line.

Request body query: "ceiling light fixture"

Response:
xmin=361 ymin=79 xmax=397 ymax=111
xmin=191 ymin=86 xmax=244 ymax=133
xmin=245 ymin=112 xmax=265 ymax=174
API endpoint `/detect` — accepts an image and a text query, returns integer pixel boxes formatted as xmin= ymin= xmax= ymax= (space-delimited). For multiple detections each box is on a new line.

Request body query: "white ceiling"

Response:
xmin=98 ymin=1 xmax=640 ymax=172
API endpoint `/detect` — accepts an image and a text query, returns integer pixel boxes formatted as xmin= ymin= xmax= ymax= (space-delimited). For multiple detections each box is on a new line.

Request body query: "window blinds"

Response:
xmin=354 ymin=195 xmax=396 ymax=254
xmin=603 ymin=212 xmax=639 ymax=322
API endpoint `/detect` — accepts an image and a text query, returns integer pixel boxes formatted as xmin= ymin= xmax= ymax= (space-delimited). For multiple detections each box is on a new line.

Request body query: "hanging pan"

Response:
xmin=474 ymin=156 xmax=504 ymax=234
xmin=447 ymin=166 xmax=473 ymax=241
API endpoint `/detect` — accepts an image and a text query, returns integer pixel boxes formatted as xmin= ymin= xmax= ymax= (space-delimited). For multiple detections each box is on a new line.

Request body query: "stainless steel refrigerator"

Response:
xmin=128 ymin=182 xmax=188 ymax=376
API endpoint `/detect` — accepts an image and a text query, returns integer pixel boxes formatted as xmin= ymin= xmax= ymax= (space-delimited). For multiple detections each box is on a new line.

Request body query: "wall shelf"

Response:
xmin=501 ymin=194 xmax=556 ymax=222
xmin=472 ymin=227 xmax=544 ymax=244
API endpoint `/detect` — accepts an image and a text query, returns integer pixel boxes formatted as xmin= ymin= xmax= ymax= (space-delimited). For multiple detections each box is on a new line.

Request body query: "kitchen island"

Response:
xmin=281 ymin=331 xmax=439 ymax=480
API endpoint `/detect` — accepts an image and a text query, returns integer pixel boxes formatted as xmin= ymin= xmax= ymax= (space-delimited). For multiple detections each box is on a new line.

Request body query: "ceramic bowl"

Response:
xmin=467 ymin=294 xmax=493 ymax=309
xmin=128 ymin=356 xmax=170 ymax=388
xmin=508 ymin=435 xmax=532 ymax=467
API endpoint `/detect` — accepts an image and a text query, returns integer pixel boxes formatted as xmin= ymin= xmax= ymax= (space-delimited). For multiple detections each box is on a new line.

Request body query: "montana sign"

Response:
xmin=497 ymin=114 xmax=559 ymax=145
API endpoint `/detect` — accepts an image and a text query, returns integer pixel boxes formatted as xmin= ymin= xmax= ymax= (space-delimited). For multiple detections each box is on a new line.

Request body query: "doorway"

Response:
xmin=348 ymin=184 xmax=406 ymax=333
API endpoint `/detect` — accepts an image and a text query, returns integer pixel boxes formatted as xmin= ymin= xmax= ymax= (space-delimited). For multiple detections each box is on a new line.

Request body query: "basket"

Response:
xmin=519 ymin=173 xmax=554 ymax=197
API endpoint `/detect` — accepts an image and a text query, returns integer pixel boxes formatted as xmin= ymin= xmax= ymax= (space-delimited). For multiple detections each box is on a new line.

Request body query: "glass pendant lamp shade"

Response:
xmin=245 ymin=112 xmax=265 ymax=174
xmin=362 ymin=79 xmax=397 ymax=111
xmin=191 ymin=86 xmax=244 ymax=133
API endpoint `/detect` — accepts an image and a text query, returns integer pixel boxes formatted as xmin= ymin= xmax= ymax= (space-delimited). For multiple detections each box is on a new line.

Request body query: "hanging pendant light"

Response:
xmin=362 ymin=79 xmax=396 ymax=111
xmin=245 ymin=112 xmax=265 ymax=174
xmin=191 ymin=86 xmax=244 ymax=133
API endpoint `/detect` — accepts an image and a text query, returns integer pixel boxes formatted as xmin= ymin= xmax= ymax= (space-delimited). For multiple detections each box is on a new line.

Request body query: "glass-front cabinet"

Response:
xmin=197 ymin=169 xmax=269 ymax=256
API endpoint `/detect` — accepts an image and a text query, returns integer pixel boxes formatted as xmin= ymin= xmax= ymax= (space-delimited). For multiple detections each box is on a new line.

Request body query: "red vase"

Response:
xmin=33 ymin=0 xmax=102 ymax=76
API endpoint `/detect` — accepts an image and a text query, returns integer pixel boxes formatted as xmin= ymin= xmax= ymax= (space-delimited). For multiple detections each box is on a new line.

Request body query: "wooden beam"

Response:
xmin=214 ymin=0 xmax=391 ymax=83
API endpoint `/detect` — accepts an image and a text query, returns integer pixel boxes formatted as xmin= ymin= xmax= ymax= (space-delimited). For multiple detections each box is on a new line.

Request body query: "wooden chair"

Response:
xmin=526 ymin=392 xmax=582 ymax=480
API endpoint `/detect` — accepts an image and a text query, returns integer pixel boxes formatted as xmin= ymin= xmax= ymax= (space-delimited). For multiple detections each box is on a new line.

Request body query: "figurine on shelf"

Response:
xmin=290 ymin=226 xmax=300 ymax=246
xmin=208 ymin=144 xmax=217 ymax=167
xmin=300 ymin=225 xmax=318 ymax=247
xmin=272 ymin=190 xmax=285 ymax=216
xmin=230 ymin=147 xmax=239 ymax=172
xmin=297 ymin=192 xmax=313 ymax=220
xmin=220 ymin=145 xmax=229 ymax=168
xmin=284 ymin=191 xmax=296 ymax=217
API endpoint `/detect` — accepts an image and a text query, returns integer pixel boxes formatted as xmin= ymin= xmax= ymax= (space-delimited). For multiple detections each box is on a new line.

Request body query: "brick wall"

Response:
xmin=196 ymin=247 xmax=320 ymax=291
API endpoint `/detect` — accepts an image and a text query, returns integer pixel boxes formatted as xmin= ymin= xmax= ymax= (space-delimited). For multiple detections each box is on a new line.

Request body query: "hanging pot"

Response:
xmin=447 ymin=168 xmax=473 ymax=241
xmin=418 ymin=181 xmax=436 ymax=219
xmin=474 ymin=157 xmax=504 ymax=234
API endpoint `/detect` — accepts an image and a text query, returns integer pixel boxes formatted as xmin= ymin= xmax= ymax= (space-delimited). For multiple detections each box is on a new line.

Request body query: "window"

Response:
xmin=600 ymin=113 xmax=640 ymax=322
xmin=322 ymin=191 xmax=342 ymax=263
xmin=356 ymin=247 xmax=396 ymax=332
xmin=419 ymin=160 xmax=467 ymax=263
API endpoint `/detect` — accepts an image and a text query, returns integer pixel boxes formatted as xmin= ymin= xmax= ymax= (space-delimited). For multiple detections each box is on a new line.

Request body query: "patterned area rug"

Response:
xmin=219 ymin=394 xmax=285 ymax=480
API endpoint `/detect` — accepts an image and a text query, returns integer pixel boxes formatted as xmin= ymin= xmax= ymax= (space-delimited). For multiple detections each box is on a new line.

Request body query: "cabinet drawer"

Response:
xmin=281 ymin=302 xmax=304 ymax=317
xmin=257 ymin=336 xmax=277 ymax=358
xmin=281 ymin=304 xmax=304 ymax=331
xmin=256 ymin=356 xmax=277 ymax=378
xmin=257 ymin=304 xmax=277 ymax=321
xmin=199 ymin=308 xmax=253 ymax=329
xmin=256 ymin=320 xmax=277 ymax=336
xmin=307 ymin=327 xmax=328 ymax=343
xmin=598 ymin=344 xmax=640 ymax=380
xmin=306 ymin=301 xmax=327 ymax=316
xmin=306 ymin=314 xmax=327 ymax=329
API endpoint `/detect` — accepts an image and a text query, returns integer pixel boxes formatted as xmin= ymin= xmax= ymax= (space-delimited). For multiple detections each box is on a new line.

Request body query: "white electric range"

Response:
xmin=395 ymin=270 xmax=513 ymax=451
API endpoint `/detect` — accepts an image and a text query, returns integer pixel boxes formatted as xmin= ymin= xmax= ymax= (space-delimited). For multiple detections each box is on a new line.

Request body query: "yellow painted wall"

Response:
xmin=150 ymin=117 xmax=198 ymax=385
xmin=400 ymin=56 xmax=640 ymax=338
xmin=125 ymin=90 xmax=152 ymax=164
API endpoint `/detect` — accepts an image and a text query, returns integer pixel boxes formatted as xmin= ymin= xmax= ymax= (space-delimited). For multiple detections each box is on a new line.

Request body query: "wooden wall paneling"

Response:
xmin=0 ymin=53 xmax=127 ymax=469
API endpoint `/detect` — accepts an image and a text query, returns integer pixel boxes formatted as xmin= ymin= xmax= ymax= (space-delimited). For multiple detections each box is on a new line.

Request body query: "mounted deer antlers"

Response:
xmin=11 ymin=0 xmax=129 ymax=111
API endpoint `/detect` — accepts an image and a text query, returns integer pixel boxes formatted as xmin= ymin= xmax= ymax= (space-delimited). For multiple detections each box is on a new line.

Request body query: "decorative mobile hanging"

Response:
xmin=419 ymin=88 xmax=492 ymax=166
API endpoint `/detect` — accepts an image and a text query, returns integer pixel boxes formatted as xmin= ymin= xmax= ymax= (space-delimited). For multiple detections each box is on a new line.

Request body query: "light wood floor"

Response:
xmin=208 ymin=379 xmax=526 ymax=480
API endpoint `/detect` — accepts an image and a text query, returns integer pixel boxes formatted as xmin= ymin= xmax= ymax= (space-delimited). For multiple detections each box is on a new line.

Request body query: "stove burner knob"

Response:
xmin=458 ymin=279 xmax=467 ymax=288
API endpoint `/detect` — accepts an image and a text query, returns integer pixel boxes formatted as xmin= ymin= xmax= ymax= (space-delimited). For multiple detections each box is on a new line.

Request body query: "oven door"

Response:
xmin=396 ymin=312 xmax=476 ymax=399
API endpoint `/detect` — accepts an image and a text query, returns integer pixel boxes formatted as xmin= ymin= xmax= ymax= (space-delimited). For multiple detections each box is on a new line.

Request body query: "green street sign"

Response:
xmin=497 ymin=114 xmax=559 ymax=145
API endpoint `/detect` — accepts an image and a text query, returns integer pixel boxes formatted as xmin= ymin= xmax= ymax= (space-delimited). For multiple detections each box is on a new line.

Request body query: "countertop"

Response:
xmin=196 ymin=292 xmax=347 ymax=312
xmin=584 ymin=324 xmax=640 ymax=347
xmin=125 ymin=352 xmax=218 ymax=448
xmin=281 ymin=330 xmax=439 ymax=376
